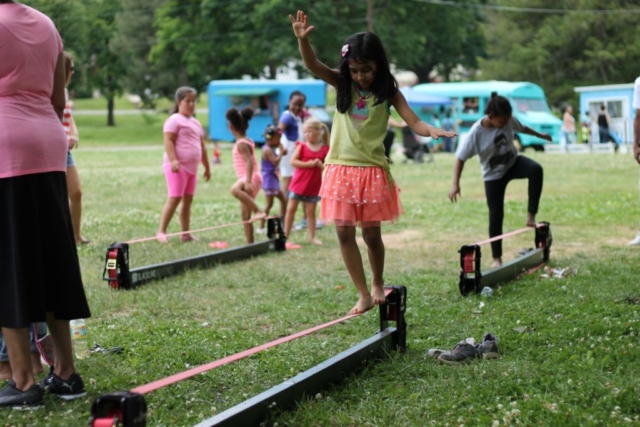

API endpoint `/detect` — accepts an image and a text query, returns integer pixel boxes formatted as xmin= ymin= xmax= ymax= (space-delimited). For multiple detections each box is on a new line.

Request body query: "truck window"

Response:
xmin=513 ymin=98 xmax=550 ymax=113
xmin=462 ymin=97 xmax=479 ymax=114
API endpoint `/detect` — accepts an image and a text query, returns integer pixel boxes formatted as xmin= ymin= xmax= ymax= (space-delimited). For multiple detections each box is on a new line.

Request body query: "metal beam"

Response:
xmin=194 ymin=328 xmax=397 ymax=427
xmin=479 ymin=248 xmax=544 ymax=289
xmin=130 ymin=240 xmax=275 ymax=287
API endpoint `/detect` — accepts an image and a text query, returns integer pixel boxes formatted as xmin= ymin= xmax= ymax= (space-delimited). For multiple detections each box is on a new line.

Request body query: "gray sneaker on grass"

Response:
xmin=437 ymin=341 xmax=478 ymax=364
xmin=476 ymin=333 xmax=500 ymax=359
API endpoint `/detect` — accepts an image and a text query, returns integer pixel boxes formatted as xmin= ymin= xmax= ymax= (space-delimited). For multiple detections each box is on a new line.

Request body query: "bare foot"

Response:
xmin=250 ymin=211 xmax=266 ymax=222
xmin=30 ymin=353 xmax=44 ymax=375
xmin=526 ymin=213 xmax=536 ymax=227
xmin=371 ymin=284 xmax=386 ymax=306
xmin=156 ymin=232 xmax=168 ymax=244
xmin=310 ymin=238 xmax=323 ymax=245
xmin=348 ymin=295 xmax=375 ymax=315
xmin=490 ymin=258 xmax=502 ymax=269
xmin=181 ymin=234 xmax=199 ymax=242
xmin=0 ymin=361 xmax=11 ymax=380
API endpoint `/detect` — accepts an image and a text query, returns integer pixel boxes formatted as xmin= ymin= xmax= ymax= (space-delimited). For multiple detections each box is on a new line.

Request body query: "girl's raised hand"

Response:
xmin=429 ymin=128 xmax=457 ymax=140
xmin=289 ymin=10 xmax=314 ymax=39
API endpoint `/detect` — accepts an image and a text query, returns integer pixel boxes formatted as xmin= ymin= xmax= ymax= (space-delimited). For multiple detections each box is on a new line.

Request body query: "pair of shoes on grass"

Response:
xmin=428 ymin=333 xmax=500 ymax=364
xmin=0 ymin=368 xmax=86 ymax=410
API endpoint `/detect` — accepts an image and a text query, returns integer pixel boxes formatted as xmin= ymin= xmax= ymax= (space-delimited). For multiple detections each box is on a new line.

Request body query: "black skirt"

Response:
xmin=0 ymin=172 xmax=91 ymax=328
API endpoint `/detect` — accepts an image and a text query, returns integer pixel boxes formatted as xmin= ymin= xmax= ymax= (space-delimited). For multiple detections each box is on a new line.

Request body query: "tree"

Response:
xmin=479 ymin=0 xmax=640 ymax=108
xmin=112 ymin=0 xmax=171 ymax=108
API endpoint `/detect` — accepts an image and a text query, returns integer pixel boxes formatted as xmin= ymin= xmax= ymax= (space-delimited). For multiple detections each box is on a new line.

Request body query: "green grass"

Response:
xmin=74 ymin=112 xmax=211 ymax=147
xmin=1 ymin=136 xmax=639 ymax=426
xmin=73 ymin=94 xmax=208 ymax=111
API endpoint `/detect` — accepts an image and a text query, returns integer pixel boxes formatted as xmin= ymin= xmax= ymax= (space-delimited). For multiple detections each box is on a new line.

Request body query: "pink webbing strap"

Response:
xmin=473 ymin=224 xmax=542 ymax=246
xmin=131 ymin=288 xmax=395 ymax=395
xmin=125 ymin=216 xmax=280 ymax=244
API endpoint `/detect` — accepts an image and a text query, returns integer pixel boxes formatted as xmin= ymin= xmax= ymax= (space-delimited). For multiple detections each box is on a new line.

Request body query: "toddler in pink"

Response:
xmin=157 ymin=87 xmax=211 ymax=243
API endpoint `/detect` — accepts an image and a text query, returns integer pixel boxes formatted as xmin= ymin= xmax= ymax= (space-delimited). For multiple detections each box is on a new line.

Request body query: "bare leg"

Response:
xmin=261 ymin=195 xmax=275 ymax=229
xmin=231 ymin=181 xmax=263 ymax=216
xmin=158 ymin=196 xmax=182 ymax=234
xmin=284 ymin=198 xmax=300 ymax=238
xmin=276 ymin=190 xmax=287 ymax=218
xmin=526 ymin=213 xmax=536 ymax=227
xmin=281 ymin=177 xmax=292 ymax=201
xmin=1 ymin=327 xmax=33 ymax=391
xmin=362 ymin=226 xmax=385 ymax=305
xmin=0 ymin=361 xmax=10 ymax=380
xmin=240 ymin=203 xmax=253 ymax=244
xmin=305 ymin=202 xmax=321 ymax=245
xmin=179 ymin=194 xmax=194 ymax=238
xmin=45 ymin=313 xmax=77 ymax=381
xmin=67 ymin=165 xmax=88 ymax=243
xmin=336 ymin=226 xmax=374 ymax=314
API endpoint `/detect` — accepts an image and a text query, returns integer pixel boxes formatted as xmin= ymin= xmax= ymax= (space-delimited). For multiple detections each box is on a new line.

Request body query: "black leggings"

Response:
xmin=484 ymin=156 xmax=543 ymax=258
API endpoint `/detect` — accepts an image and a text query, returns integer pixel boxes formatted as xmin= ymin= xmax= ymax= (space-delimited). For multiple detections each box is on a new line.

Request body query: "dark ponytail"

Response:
xmin=484 ymin=92 xmax=512 ymax=118
xmin=226 ymin=107 xmax=255 ymax=133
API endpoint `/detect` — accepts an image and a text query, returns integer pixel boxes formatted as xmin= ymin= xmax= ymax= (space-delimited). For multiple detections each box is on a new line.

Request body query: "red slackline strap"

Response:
xmin=473 ymin=223 xmax=542 ymax=247
xmin=131 ymin=288 xmax=394 ymax=395
xmin=126 ymin=216 xmax=281 ymax=244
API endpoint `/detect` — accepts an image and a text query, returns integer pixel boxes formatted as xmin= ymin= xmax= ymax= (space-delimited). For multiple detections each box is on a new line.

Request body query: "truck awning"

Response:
xmin=213 ymin=88 xmax=278 ymax=97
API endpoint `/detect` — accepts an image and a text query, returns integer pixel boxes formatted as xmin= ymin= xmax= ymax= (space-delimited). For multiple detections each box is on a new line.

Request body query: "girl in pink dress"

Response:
xmin=284 ymin=118 xmax=330 ymax=246
xmin=228 ymin=107 xmax=266 ymax=244
xmin=156 ymin=87 xmax=211 ymax=243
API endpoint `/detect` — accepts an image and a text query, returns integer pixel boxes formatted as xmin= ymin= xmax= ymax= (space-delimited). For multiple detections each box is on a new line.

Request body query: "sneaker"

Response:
xmin=300 ymin=219 xmax=308 ymax=229
xmin=437 ymin=341 xmax=478 ymax=364
xmin=0 ymin=381 xmax=44 ymax=410
xmin=427 ymin=348 xmax=449 ymax=358
xmin=476 ymin=333 xmax=500 ymax=359
xmin=255 ymin=227 xmax=267 ymax=235
xmin=40 ymin=368 xmax=87 ymax=400
xmin=628 ymin=233 xmax=640 ymax=246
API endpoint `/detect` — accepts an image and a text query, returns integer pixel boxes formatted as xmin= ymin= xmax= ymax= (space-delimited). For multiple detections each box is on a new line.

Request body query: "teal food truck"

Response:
xmin=208 ymin=80 xmax=327 ymax=144
xmin=413 ymin=81 xmax=562 ymax=151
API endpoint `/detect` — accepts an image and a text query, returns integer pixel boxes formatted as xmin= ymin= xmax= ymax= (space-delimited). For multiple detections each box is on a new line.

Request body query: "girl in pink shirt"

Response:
xmin=156 ymin=87 xmax=211 ymax=243
xmin=227 ymin=107 xmax=266 ymax=244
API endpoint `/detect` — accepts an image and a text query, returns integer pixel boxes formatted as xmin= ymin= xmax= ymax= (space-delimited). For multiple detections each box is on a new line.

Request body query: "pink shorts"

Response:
xmin=164 ymin=165 xmax=197 ymax=198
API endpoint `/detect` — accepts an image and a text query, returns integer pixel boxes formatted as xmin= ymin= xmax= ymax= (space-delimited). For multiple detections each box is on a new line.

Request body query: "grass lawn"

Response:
xmin=1 ymin=132 xmax=639 ymax=426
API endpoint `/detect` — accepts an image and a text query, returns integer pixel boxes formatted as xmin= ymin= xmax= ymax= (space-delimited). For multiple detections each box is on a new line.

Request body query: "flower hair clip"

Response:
xmin=341 ymin=44 xmax=349 ymax=57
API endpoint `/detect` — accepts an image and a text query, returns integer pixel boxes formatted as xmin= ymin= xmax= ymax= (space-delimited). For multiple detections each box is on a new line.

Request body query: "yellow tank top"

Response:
xmin=326 ymin=86 xmax=390 ymax=169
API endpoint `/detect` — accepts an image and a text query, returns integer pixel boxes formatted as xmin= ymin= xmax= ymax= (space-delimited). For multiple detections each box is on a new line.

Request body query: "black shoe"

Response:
xmin=41 ymin=367 xmax=87 ymax=400
xmin=476 ymin=333 xmax=500 ymax=359
xmin=0 ymin=380 xmax=44 ymax=410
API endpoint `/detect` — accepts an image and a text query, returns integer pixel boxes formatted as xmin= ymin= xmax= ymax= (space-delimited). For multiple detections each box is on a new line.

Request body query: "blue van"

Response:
xmin=208 ymin=80 xmax=326 ymax=144
xmin=413 ymin=81 xmax=562 ymax=151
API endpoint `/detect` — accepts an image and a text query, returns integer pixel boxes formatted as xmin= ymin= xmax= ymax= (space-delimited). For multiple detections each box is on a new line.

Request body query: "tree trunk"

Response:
xmin=107 ymin=95 xmax=115 ymax=127
xmin=367 ymin=0 xmax=374 ymax=32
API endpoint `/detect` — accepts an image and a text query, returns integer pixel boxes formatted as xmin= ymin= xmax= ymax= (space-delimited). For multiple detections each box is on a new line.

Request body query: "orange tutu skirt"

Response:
xmin=319 ymin=164 xmax=403 ymax=228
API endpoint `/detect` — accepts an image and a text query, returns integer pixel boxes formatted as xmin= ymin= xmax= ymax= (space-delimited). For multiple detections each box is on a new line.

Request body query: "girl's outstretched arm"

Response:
xmin=449 ymin=158 xmax=465 ymax=202
xmin=289 ymin=10 xmax=339 ymax=88
xmin=391 ymin=90 xmax=456 ymax=139
xmin=522 ymin=126 xmax=552 ymax=142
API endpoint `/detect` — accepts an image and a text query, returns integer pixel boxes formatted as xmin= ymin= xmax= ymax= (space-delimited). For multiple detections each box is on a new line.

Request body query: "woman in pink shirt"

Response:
xmin=0 ymin=0 xmax=90 ymax=408
xmin=156 ymin=87 xmax=211 ymax=243
xmin=227 ymin=107 xmax=266 ymax=244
